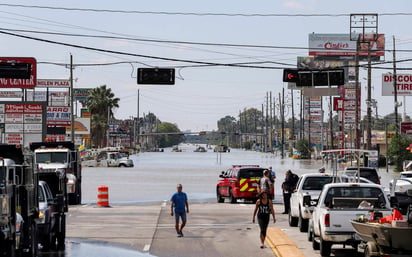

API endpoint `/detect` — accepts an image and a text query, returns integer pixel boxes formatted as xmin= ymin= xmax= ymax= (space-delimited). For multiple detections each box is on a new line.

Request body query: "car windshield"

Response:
xmin=36 ymin=152 xmax=68 ymax=164
xmin=302 ymin=177 xmax=334 ymax=190
xmin=237 ymin=169 xmax=264 ymax=179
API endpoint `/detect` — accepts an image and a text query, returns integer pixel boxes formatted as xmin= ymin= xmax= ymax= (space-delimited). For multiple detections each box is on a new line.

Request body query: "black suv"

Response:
xmin=344 ymin=167 xmax=380 ymax=184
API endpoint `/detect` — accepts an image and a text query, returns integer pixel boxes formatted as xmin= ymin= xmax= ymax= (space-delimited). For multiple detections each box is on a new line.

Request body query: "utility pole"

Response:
xmin=70 ymin=54 xmax=75 ymax=142
xmin=281 ymin=89 xmax=285 ymax=159
xmin=137 ymin=89 xmax=140 ymax=148
xmin=291 ymin=89 xmax=295 ymax=145
xmin=366 ymin=41 xmax=372 ymax=150
xmin=350 ymin=13 xmax=378 ymax=150
xmin=393 ymin=36 xmax=399 ymax=134
xmin=270 ymin=91 xmax=273 ymax=151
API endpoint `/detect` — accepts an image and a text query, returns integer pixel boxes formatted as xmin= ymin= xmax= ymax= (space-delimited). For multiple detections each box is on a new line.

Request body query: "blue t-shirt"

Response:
xmin=171 ymin=192 xmax=187 ymax=213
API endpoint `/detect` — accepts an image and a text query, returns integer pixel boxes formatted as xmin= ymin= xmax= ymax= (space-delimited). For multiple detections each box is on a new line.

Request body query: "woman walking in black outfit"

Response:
xmin=252 ymin=191 xmax=276 ymax=248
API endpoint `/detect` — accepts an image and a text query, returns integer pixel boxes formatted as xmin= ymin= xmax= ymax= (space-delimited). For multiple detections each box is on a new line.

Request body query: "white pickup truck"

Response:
xmin=309 ymin=183 xmax=392 ymax=257
xmin=389 ymin=171 xmax=412 ymax=214
xmin=289 ymin=173 xmax=338 ymax=232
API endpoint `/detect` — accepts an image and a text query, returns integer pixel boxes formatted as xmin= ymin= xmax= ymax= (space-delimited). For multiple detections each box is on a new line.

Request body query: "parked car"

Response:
xmin=289 ymin=173 xmax=338 ymax=232
xmin=37 ymin=180 xmax=56 ymax=250
xmin=309 ymin=183 xmax=392 ymax=256
xmin=216 ymin=165 xmax=266 ymax=203
xmin=389 ymin=171 xmax=412 ymax=214
xmin=344 ymin=167 xmax=380 ymax=184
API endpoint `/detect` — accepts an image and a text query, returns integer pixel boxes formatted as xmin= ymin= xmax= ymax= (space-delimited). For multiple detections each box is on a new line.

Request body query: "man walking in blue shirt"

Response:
xmin=170 ymin=184 xmax=189 ymax=237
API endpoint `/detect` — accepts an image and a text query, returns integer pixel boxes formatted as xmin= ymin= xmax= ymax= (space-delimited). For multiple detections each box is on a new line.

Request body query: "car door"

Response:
xmin=219 ymin=169 xmax=232 ymax=196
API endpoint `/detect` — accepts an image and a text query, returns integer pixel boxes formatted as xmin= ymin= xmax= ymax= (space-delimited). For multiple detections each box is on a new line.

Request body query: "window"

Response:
xmin=238 ymin=169 xmax=265 ymax=179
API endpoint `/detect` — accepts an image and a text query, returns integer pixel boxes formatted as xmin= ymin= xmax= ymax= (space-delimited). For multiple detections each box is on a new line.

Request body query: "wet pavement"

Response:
xmin=39 ymin=241 xmax=154 ymax=257
xmin=41 ymin=144 xmax=400 ymax=257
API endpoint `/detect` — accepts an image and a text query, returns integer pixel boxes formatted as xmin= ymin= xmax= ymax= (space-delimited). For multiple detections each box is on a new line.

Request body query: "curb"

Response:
xmin=266 ymin=227 xmax=305 ymax=257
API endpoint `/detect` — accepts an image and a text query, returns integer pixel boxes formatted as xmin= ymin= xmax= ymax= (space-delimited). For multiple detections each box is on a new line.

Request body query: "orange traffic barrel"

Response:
xmin=97 ymin=186 xmax=110 ymax=207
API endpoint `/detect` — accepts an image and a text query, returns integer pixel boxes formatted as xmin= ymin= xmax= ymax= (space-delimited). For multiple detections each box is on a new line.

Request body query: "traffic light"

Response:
xmin=283 ymin=69 xmax=299 ymax=83
xmin=137 ymin=68 xmax=175 ymax=85
xmin=283 ymin=68 xmax=344 ymax=87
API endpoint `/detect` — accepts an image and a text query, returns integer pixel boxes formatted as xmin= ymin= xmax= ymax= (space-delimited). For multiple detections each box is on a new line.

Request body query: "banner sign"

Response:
xmin=47 ymin=106 xmax=71 ymax=126
xmin=382 ymin=73 xmax=412 ymax=96
xmin=0 ymin=91 xmax=23 ymax=98
xmin=37 ymin=79 xmax=70 ymax=88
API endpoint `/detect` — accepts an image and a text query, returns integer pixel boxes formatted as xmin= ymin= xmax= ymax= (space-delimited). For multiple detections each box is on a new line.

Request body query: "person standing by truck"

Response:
xmin=259 ymin=170 xmax=273 ymax=200
xmin=281 ymin=170 xmax=299 ymax=214
xmin=252 ymin=191 xmax=276 ymax=249
xmin=170 ymin=184 xmax=189 ymax=237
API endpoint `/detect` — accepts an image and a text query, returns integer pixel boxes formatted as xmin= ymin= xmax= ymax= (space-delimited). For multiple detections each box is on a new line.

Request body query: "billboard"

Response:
xmin=309 ymin=34 xmax=385 ymax=59
xmin=382 ymin=73 xmax=412 ymax=96
xmin=0 ymin=102 xmax=46 ymax=146
xmin=0 ymin=57 xmax=37 ymax=88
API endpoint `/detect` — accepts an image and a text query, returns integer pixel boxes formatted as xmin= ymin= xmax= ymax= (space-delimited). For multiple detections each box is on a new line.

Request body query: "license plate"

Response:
xmin=252 ymin=183 xmax=258 ymax=187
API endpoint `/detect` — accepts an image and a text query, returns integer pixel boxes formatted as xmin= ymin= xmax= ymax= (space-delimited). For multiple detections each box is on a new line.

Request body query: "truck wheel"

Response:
xmin=312 ymin=237 xmax=320 ymax=250
xmin=216 ymin=188 xmax=224 ymax=203
xmin=229 ymin=189 xmax=237 ymax=204
xmin=288 ymin=211 xmax=298 ymax=227
xmin=307 ymin=221 xmax=313 ymax=242
xmin=320 ymin=237 xmax=332 ymax=257
xmin=57 ymin=216 xmax=66 ymax=250
xmin=299 ymin=212 xmax=309 ymax=232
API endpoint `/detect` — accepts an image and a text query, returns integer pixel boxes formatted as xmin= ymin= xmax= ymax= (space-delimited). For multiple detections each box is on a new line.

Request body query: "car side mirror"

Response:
xmin=303 ymin=195 xmax=311 ymax=207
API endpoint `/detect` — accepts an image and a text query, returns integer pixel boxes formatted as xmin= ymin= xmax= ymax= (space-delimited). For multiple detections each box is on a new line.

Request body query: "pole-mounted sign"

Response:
xmin=0 ymin=57 xmax=37 ymax=88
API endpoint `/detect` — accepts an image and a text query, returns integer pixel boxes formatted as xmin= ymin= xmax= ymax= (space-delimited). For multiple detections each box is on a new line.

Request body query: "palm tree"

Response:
xmin=86 ymin=85 xmax=120 ymax=147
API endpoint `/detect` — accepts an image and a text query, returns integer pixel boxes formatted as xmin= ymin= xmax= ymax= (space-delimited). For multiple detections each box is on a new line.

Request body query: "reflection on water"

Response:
xmin=39 ymin=240 xmax=156 ymax=257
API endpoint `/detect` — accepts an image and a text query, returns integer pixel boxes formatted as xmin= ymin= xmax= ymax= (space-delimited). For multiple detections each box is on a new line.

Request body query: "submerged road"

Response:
xmin=44 ymin=146 xmax=397 ymax=256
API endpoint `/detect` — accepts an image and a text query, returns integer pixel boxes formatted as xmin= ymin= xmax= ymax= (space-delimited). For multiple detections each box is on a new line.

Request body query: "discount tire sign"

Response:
xmin=382 ymin=73 xmax=412 ymax=96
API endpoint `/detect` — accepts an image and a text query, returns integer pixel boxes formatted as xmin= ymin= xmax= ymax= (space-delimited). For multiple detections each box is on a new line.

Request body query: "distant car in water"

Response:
xmin=194 ymin=146 xmax=207 ymax=152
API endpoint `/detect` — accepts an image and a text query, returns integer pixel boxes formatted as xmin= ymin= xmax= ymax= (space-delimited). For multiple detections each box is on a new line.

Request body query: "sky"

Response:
xmin=0 ymin=1 xmax=412 ymax=132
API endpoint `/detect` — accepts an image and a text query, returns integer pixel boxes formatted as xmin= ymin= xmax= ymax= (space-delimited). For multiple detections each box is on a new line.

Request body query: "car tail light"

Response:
xmin=324 ymin=214 xmax=330 ymax=227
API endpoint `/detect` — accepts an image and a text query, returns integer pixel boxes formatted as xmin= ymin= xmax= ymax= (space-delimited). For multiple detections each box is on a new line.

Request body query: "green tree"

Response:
xmin=217 ymin=116 xmax=236 ymax=132
xmin=295 ymin=139 xmax=310 ymax=159
xmin=86 ymin=85 xmax=120 ymax=147
xmin=388 ymin=133 xmax=412 ymax=172
xmin=156 ymin=122 xmax=184 ymax=147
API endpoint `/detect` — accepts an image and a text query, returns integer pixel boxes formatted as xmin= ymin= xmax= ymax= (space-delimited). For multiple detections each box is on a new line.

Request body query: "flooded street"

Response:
xmin=44 ymin=144 xmax=399 ymax=257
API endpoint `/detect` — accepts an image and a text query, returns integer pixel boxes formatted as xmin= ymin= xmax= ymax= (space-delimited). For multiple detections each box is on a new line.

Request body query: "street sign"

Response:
xmin=401 ymin=122 xmax=412 ymax=135
xmin=0 ymin=57 xmax=36 ymax=88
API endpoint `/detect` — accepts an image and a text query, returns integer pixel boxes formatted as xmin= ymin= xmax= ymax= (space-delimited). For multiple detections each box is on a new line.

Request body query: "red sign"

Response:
xmin=0 ymin=57 xmax=37 ymax=88
xmin=401 ymin=122 xmax=412 ymax=135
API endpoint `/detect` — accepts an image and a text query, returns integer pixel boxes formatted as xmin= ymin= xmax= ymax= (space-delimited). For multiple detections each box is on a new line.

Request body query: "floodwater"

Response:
xmin=40 ymin=143 xmax=399 ymax=257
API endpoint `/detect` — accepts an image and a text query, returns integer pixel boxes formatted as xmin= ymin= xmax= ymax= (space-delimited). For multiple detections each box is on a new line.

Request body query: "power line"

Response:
xmin=0 ymin=30 xmax=289 ymax=69
xmin=1 ymin=4 xmax=412 ymax=17
xmin=1 ymin=28 xmax=412 ymax=70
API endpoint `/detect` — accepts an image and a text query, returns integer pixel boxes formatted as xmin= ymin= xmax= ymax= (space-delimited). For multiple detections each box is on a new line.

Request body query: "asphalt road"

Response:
xmin=65 ymin=200 xmax=365 ymax=257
